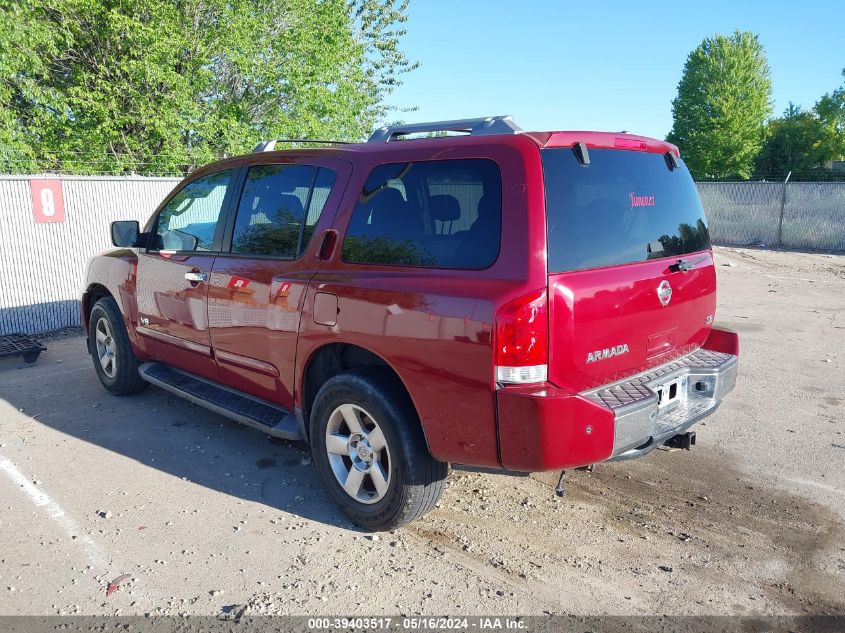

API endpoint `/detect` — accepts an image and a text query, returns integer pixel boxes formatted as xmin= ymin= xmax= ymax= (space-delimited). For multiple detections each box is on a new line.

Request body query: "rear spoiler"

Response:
xmin=524 ymin=131 xmax=680 ymax=157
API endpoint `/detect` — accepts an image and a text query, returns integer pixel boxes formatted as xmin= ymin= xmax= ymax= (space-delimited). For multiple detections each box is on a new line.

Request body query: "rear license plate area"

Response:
xmin=655 ymin=377 xmax=684 ymax=408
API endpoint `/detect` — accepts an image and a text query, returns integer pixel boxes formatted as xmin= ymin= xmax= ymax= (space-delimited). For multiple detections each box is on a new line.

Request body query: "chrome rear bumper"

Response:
xmin=583 ymin=349 xmax=738 ymax=461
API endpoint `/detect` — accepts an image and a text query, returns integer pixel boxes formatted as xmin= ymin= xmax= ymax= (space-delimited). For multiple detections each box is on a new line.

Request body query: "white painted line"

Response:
xmin=761 ymin=273 xmax=840 ymax=284
xmin=785 ymin=476 xmax=845 ymax=498
xmin=0 ymin=452 xmax=150 ymax=607
xmin=0 ymin=454 xmax=109 ymax=569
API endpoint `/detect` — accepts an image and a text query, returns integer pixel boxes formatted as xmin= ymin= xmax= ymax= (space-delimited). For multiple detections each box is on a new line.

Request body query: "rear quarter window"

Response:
xmin=341 ymin=158 xmax=502 ymax=269
xmin=542 ymin=148 xmax=710 ymax=272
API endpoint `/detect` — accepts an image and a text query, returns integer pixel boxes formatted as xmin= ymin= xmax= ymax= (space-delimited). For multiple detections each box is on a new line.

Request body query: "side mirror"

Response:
xmin=168 ymin=228 xmax=199 ymax=251
xmin=111 ymin=220 xmax=141 ymax=247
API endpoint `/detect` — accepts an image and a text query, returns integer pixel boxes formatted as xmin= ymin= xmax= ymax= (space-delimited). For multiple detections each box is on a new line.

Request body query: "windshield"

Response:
xmin=542 ymin=148 xmax=710 ymax=273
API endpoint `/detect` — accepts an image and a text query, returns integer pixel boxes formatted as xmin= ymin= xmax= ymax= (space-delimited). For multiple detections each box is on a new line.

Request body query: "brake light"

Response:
xmin=614 ymin=137 xmax=647 ymax=150
xmin=494 ymin=289 xmax=548 ymax=384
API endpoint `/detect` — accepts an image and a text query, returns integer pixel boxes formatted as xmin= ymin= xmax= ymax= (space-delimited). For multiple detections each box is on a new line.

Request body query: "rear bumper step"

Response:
xmin=583 ymin=349 xmax=738 ymax=460
xmin=138 ymin=362 xmax=301 ymax=440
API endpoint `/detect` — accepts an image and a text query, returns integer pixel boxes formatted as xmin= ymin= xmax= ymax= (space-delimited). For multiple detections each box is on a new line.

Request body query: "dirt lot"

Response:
xmin=0 ymin=246 xmax=843 ymax=616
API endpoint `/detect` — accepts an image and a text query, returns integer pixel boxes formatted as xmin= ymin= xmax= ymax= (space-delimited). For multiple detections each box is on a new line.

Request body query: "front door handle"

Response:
xmin=185 ymin=271 xmax=208 ymax=283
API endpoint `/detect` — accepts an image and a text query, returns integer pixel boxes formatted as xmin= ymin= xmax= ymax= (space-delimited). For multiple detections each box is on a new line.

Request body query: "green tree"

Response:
xmin=755 ymin=72 xmax=845 ymax=179
xmin=667 ymin=30 xmax=773 ymax=180
xmin=0 ymin=0 xmax=414 ymax=175
xmin=755 ymin=104 xmax=828 ymax=177
xmin=814 ymin=68 xmax=845 ymax=162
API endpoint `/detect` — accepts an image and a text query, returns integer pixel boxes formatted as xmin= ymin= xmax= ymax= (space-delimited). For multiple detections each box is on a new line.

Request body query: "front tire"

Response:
xmin=310 ymin=370 xmax=448 ymax=530
xmin=89 ymin=297 xmax=147 ymax=395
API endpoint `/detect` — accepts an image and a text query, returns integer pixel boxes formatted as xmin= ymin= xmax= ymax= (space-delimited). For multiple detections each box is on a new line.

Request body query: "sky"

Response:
xmin=385 ymin=0 xmax=845 ymax=140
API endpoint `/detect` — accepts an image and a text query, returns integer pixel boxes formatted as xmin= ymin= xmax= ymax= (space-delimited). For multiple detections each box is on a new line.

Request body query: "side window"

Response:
xmin=230 ymin=164 xmax=336 ymax=258
xmin=155 ymin=169 xmax=234 ymax=251
xmin=342 ymin=159 xmax=502 ymax=269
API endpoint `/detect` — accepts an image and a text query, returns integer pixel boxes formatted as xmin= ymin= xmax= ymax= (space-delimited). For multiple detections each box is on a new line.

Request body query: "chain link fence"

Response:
xmin=697 ymin=182 xmax=845 ymax=251
xmin=1 ymin=175 xmax=843 ymax=336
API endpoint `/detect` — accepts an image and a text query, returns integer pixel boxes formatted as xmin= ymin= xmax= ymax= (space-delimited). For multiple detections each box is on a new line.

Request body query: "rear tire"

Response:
xmin=310 ymin=370 xmax=448 ymax=530
xmin=89 ymin=297 xmax=147 ymax=395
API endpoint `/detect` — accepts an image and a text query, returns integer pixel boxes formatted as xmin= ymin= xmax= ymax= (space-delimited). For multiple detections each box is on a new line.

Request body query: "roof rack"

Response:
xmin=252 ymin=139 xmax=350 ymax=152
xmin=367 ymin=115 xmax=522 ymax=143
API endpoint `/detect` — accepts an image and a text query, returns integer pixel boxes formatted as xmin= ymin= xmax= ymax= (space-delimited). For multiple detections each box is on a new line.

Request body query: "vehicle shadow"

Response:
xmin=0 ymin=334 xmax=363 ymax=532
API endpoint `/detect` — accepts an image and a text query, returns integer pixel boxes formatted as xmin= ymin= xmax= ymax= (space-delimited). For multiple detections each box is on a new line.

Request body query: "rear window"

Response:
xmin=342 ymin=159 xmax=501 ymax=269
xmin=542 ymin=148 xmax=710 ymax=272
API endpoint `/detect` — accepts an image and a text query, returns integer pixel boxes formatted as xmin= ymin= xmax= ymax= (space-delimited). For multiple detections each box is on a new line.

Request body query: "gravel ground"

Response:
xmin=0 ymin=246 xmax=843 ymax=616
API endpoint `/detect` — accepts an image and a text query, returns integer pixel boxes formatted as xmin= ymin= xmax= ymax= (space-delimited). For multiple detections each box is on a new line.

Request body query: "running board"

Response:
xmin=138 ymin=362 xmax=301 ymax=440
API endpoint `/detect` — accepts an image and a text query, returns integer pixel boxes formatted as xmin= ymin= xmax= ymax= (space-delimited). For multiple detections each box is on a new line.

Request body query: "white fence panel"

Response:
xmin=0 ymin=176 xmax=179 ymax=335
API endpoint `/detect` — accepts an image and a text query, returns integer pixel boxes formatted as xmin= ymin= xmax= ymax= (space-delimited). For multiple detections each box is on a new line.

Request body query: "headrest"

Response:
xmin=476 ymin=194 xmax=499 ymax=220
xmin=429 ymin=195 xmax=460 ymax=221
xmin=276 ymin=194 xmax=304 ymax=216
xmin=370 ymin=187 xmax=406 ymax=212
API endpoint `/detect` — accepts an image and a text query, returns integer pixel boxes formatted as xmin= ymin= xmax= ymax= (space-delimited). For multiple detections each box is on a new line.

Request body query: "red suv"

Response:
xmin=83 ymin=116 xmax=738 ymax=529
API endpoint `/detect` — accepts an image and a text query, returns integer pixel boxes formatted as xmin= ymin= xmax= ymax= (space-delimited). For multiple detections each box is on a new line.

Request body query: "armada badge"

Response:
xmin=586 ymin=344 xmax=629 ymax=364
xmin=657 ymin=280 xmax=672 ymax=306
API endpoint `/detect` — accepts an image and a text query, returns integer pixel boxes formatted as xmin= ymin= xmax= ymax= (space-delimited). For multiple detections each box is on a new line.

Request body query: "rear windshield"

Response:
xmin=542 ymin=148 xmax=710 ymax=273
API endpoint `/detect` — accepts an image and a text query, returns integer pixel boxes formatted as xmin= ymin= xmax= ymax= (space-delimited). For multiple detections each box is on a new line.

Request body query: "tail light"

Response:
xmin=494 ymin=289 xmax=548 ymax=385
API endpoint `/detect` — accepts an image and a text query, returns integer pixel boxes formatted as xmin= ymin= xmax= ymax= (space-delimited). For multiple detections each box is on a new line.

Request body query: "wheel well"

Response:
xmin=302 ymin=343 xmax=418 ymax=441
xmin=83 ymin=284 xmax=113 ymax=327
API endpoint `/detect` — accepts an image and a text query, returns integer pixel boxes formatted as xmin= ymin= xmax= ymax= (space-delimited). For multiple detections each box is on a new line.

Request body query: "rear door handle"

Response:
xmin=670 ymin=256 xmax=706 ymax=273
xmin=185 ymin=271 xmax=208 ymax=283
xmin=317 ymin=229 xmax=338 ymax=260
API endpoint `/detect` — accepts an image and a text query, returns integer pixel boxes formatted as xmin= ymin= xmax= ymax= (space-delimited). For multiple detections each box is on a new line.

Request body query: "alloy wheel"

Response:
xmin=324 ymin=403 xmax=392 ymax=504
xmin=94 ymin=317 xmax=117 ymax=379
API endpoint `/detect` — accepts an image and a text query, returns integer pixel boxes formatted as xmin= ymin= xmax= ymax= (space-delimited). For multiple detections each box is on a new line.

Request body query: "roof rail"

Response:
xmin=367 ymin=115 xmax=522 ymax=143
xmin=252 ymin=139 xmax=350 ymax=152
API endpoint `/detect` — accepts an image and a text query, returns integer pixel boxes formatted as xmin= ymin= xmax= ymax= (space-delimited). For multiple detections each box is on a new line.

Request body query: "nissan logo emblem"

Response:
xmin=657 ymin=280 xmax=672 ymax=306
